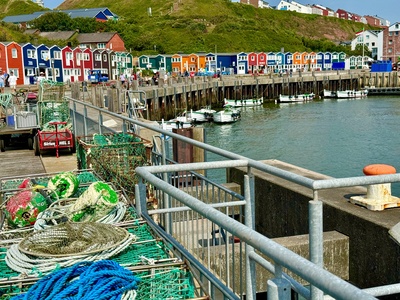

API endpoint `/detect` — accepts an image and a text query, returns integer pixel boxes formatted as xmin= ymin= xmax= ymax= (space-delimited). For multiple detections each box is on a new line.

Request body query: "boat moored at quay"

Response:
xmin=223 ymin=97 xmax=264 ymax=107
xmin=213 ymin=105 xmax=241 ymax=123
xmin=277 ymin=93 xmax=315 ymax=103
xmin=336 ymin=89 xmax=368 ymax=98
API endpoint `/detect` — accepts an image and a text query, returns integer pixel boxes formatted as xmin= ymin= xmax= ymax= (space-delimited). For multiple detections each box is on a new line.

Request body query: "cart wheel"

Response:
xmin=33 ymin=135 xmax=40 ymax=156
xmin=27 ymin=137 xmax=33 ymax=150
xmin=70 ymin=134 xmax=76 ymax=154
xmin=0 ymin=139 xmax=5 ymax=152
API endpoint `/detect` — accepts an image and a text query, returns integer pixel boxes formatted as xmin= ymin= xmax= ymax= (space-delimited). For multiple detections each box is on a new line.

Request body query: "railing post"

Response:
xmin=83 ymin=105 xmax=88 ymax=136
xmin=309 ymin=191 xmax=324 ymax=300
xmin=98 ymin=112 xmax=103 ymax=135
xmin=267 ymin=264 xmax=291 ymax=300
xmin=161 ymin=136 xmax=172 ymax=234
xmin=135 ymin=180 xmax=147 ymax=216
xmin=72 ymin=102 xmax=77 ymax=137
xmin=122 ymin=120 xmax=127 ymax=133
xmin=245 ymin=173 xmax=256 ymax=300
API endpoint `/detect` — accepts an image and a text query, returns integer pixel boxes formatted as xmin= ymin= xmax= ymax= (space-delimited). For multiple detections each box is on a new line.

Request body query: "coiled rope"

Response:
xmin=5 ymin=233 xmax=136 ymax=276
xmin=10 ymin=260 xmax=140 ymax=300
xmin=33 ymin=199 xmax=127 ymax=231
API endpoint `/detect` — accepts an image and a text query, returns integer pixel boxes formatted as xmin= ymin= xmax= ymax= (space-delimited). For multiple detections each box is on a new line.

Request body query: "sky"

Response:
xmin=44 ymin=0 xmax=398 ymax=24
xmin=43 ymin=0 xmax=64 ymax=9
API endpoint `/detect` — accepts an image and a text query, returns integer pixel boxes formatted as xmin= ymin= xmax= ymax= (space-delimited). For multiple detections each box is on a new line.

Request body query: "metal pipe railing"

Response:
xmin=135 ymin=165 xmax=377 ymax=300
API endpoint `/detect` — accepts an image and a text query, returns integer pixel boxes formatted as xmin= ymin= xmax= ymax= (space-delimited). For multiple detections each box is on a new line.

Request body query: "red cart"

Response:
xmin=34 ymin=121 xmax=75 ymax=157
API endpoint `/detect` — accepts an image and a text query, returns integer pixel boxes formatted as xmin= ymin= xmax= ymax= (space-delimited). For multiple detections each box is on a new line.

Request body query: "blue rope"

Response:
xmin=11 ymin=260 xmax=140 ymax=300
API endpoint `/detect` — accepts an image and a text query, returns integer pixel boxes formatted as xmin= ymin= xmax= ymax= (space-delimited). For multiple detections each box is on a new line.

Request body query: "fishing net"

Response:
xmin=0 ymin=170 xmax=201 ymax=299
xmin=36 ymin=80 xmax=69 ymax=129
xmin=135 ymin=267 xmax=196 ymax=299
xmin=38 ymin=80 xmax=65 ymax=103
xmin=113 ymin=224 xmax=170 ymax=266
xmin=0 ymin=94 xmax=12 ymax=108
xmin=77 ymin=133 xmax=151 ymax=199
xmin=18 ymin=222 xmax=130 ymax=257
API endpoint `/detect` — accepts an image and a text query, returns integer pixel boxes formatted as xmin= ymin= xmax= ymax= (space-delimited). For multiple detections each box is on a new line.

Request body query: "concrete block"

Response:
xmin=192 ymin=230 xmax=348 ymax=294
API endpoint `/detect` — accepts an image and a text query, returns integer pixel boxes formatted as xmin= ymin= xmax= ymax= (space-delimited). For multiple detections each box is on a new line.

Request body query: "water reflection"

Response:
xmin=205 ymin=96 xmax=400 ymax=195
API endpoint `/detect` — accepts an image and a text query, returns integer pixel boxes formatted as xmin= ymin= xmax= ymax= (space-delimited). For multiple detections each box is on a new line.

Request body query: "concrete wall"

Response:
xmin=228 ymin=159 xmax=400 ymax=290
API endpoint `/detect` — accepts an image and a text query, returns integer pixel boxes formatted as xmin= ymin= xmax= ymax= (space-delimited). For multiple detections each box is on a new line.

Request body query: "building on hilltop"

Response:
xmin=374 ymin=15 xmax=391 ymax=27
xmin=365 ymin=15 xmax=384 ymax=28
xmin=276 ymin=0 xmax=312 ymax=14
xmin=239 ymin=0 xmax=271 ymax=9
xmin=31 ymin=0 xmax=44 ymax=7
xmin=312 ymin=5 xmax=336 ymax=17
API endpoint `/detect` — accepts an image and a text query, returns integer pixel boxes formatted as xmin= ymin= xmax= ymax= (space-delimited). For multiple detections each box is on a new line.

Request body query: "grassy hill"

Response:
xmin=0 ymin=0 xmax=47 ymax=43
xmin=2 ymin=0 xmax=374 ymax=56
xmin=0 ymin=0 xmax=46 ymax=18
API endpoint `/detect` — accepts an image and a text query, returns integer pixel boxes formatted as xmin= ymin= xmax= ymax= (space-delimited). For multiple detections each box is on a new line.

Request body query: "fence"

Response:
xmin=68 ymin=96 xmax=400 ymax=299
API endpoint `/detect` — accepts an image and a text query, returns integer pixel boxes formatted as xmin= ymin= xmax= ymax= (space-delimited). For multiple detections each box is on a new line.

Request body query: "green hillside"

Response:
xmin=2 ymin=0 xmax=374 ymax=56
xmin=0 ymin=0 xmax=46 ymax=18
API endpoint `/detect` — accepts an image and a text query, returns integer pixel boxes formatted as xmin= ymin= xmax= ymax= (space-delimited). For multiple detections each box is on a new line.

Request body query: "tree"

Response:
xmin=29 ymin=12 xmax=74 ymax=32
xmin=72 ymin=17 xmax=107 ymax=33
xmin=351 ymin=44 xmax=371 ymax=57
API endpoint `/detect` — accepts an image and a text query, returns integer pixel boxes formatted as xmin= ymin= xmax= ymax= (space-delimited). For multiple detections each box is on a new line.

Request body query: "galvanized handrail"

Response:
xmin=68 ymin=96 xmax=393 ymax=299
xmin=135 ymin=163 xmax=376 ymax=300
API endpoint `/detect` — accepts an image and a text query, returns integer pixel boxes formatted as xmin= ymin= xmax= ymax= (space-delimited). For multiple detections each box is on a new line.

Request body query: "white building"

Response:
xmin=276 ymin=0 xmax=312 ymax=14
xmin=32 ymin=0 xmax=44 ymax=7
xmin=351 ymin=30 xmax=381 ymax=60
xmin=259 ymin=1 xmax=272 ymax=9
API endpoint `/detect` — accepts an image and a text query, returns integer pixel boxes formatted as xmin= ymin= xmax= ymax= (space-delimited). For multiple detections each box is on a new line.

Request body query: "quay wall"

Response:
xmin=79 ymin=70 xmax=400 ymax=120
xmin=227 ymin=159 xmax=400 ymax=294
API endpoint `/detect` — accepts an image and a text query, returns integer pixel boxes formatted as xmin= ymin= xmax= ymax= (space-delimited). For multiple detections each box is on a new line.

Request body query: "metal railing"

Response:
xmin=68 ymin=96 xmax=400 ymax=299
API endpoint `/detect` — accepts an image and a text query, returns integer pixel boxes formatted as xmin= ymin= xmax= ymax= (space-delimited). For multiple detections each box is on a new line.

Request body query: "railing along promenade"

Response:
xmin=73 ymin=69 xmax=400 ymax=121
xmin=69 ymin=95 xmax=400 ymax=300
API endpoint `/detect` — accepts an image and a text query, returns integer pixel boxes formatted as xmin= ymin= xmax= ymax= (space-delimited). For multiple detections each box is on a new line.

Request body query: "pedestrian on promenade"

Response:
xmin=37 ymin=72 xmax=46 ymax=86
xmin=8 ymin=71 xmax=17 ymax=93
xmin=0 ymin=69 xmax=4 ymax=93
xmin=120 ymin=73 xmax=126 ymax=88
xmin=164 ymin=72 xmax=168 ymax=85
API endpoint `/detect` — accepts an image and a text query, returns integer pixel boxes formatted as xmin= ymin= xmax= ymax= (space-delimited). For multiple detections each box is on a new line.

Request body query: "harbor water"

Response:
xmin=204 ymin=96 xmax=400 ymax=195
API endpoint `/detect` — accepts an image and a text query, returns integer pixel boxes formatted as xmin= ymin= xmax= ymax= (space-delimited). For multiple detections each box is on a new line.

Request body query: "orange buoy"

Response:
xmin=363 ymin=164 xmax=396 ymax=176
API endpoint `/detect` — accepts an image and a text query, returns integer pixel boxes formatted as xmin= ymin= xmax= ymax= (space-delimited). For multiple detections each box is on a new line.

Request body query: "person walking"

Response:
xmin=37 ymin=72 xmax=46 ymax=86
xmin=120 ymin=73 xmax=126 ymax=88
xmin=8 ymin=71 xmax=17 ymax=93
xmin=0 ymin=69 xmax=4 ymax=93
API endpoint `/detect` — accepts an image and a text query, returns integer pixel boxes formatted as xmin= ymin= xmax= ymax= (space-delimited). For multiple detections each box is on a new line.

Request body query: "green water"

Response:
xmin=204 ymin=96 xmax=400 ymax=194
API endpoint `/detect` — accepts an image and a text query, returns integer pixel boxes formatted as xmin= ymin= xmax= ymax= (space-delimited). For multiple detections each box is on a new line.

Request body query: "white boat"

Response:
xmin=336 ymin=89 xmax=368 ymax=98
xmin=278 ymin=93 xmax=315 ymax=103
xmin=159 ymin=115 xmax=195 ymax=131
xmin=323 ymin=89 xmax=337 ymax=98
xmin=223 ymin=97 xmax=263 ymax=107
xmin=186 ymin=106 xmax=216 ymax=122
xmin=213 ymin=106 xmax=241 ymax=123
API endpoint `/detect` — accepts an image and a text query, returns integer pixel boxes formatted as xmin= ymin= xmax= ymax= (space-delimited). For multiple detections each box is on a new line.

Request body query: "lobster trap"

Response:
xmin=38 ymin=80 xmax=66 ymax=103
xmin=76 ymin=133 xmax=152 ymax=199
